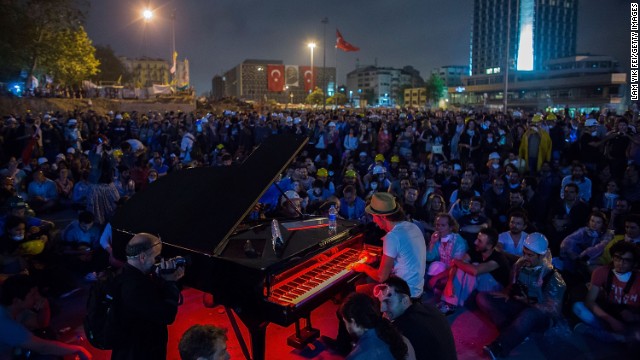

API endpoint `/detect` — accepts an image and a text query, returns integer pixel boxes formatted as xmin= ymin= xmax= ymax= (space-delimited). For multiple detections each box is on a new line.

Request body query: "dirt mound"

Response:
xmin=0 ymin=97 xmax=195 ymax=116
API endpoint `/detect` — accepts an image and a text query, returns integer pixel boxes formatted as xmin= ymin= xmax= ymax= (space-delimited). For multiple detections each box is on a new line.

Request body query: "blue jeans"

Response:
xmin=477 ymin=292 xmax=552 ymax=354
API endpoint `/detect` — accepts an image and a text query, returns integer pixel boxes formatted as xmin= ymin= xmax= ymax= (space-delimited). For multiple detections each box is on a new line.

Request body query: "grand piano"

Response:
xmin=110 ymin=134 xmax=379 ymax=360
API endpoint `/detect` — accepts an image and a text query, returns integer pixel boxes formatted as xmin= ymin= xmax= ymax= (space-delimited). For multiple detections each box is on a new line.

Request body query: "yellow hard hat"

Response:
xmin=112 ymin=149 xmax=123 ymax=157
xmin=545 ymin=113 xmax=557 ymax=121
xmin=345 ymin=169 xmax=357 ymax=178
xmin=317 ymin=168 xmax=328 ymax=177
xmin=375 ymin=154 xmax=385 ymax=162
xmin=391 ymin=155 xmax=400 ymax=163
xmin=532 ymin=114 xmax=543 ymax=123
xmin=18 ymin=239 xmax=46 ymax=256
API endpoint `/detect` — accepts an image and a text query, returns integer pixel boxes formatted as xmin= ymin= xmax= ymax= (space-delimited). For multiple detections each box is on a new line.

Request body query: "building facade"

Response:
xmin=449 ymin=55 xmax=627 ymax=113
xmin=403 ymin=88 xmax=428 ymax=108
xmin=471 ymin=0 xmax=577 ymax=76
xmin=432 ymin=65 xmax=468 ymax=87
xmin=218 ymin=59 xmax=336 ymax=104
xmin=120 ymin=56 xmax=189 ymax=88
xmin=346 ymin=65 xmax=424 ymax=107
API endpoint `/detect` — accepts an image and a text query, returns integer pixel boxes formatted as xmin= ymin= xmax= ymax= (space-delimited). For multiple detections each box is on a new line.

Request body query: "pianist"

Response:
xmin=351 ymin=192 xmax=426 ymax=299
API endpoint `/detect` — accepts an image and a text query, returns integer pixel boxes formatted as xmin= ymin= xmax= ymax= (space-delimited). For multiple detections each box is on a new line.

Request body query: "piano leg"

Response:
xmin=225 ymin=306 xmax=268 ymax=360
xmin=287 ymin=315 xmax=320 ymax=349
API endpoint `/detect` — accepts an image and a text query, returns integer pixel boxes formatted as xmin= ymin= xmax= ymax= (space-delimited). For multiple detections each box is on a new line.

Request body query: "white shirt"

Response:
xmin=383 ymin=221 xmax=427 ymax=298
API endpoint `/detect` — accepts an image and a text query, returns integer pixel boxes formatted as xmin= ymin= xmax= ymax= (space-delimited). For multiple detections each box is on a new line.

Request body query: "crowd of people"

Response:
xmin=1 ymin=106 xmax=640 ymax=359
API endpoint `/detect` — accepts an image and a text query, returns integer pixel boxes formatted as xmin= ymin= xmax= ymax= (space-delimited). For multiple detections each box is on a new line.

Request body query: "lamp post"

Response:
xmin=142 ymin=8 xmax=153 ymax=57
xmin=308 ymin=43 xmax=316 ymax=95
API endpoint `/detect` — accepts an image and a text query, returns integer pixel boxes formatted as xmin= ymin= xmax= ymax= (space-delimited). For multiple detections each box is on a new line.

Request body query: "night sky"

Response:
xmin=85 ymin=0 xmax=630 ymax=96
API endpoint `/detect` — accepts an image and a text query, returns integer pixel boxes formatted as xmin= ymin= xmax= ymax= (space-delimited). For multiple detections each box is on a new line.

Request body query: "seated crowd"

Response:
xmin=1 ymin=107 xmax=640 ymax=359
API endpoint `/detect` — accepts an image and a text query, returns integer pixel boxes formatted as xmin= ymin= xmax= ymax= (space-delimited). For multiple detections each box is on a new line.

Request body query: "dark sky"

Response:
xmin=85 ymin=0 xmax=630 ymax=96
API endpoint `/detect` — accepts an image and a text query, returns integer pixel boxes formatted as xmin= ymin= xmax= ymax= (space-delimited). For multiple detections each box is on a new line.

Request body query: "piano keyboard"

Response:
xmin=268 ymin=248 xmax=362 ymax=306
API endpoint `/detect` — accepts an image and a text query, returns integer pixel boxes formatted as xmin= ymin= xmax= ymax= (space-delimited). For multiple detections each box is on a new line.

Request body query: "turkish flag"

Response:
xmin=267 ymin=64 xmax=284 ymax=92
xmin=336 ymin=29 xmax=359 ymax=52
xmin=299 ymin=66 xmax=316 ymax=93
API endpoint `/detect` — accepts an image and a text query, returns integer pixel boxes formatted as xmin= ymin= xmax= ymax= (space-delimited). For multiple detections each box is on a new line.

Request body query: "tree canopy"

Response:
xmin=0 ymin=0 xmax=97 ymax=86
xmin=305 ymin=87 xmax=325 ymax=106
xmin=94 ymin=45 xmax=131 ymax=84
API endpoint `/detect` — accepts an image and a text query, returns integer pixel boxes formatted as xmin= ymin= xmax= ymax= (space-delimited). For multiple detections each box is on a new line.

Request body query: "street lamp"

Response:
xmin=308 ymin=42 xmax=316 ymax=94
xmin=143 ymin=9 xmax=153 ymax=21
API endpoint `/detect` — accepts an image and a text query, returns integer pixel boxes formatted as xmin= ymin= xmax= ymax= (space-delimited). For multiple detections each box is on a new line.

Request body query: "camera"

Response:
xmin=154 ymin=256 xmax=187 ymax=274
xmin=509 ymin=282 xmax=528 ymax=298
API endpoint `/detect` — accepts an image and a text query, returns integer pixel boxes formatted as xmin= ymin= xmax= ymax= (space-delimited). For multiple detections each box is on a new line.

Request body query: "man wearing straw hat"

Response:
xmin=351 ymin=192 xmax=426 ymax=299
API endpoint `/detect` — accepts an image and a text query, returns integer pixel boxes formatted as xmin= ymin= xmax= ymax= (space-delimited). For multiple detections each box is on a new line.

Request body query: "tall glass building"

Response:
xmin=470 ymin=0 xmax=578 ymax=76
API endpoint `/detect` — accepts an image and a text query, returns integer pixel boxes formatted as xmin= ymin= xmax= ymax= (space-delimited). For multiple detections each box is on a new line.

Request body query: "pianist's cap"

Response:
xmin=365 ymin=192 xmax=399 ymax=216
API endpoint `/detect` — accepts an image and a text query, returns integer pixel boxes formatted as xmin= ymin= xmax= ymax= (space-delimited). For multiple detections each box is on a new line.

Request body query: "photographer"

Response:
xmin=111 ymin=233 xmax=184 ymax=360
xmin=476 ymin=233 xmax=566 ymax=358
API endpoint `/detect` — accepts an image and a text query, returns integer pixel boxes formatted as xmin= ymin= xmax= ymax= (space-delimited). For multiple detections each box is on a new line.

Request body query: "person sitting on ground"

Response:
xmin=425 ymin=213 xmax=468 ymax=296
xmin=477 ymin=233 xmax=566 ymax=359
xmin=598 ymin=214 xmax=640 ymax=265
xmin=572 ymin=240 xmax=640 ymax=343
xmin=0 ymin=274 xmax=92 ymax=360
xmin=558 ymin=211 xmax=614 ymax=276
xmin=457 ymin=196 xmax=491 ymax=246
xmin=439 ymin=228 xmax=511 ymax=314
xmin=338 ymin=185 xmax=366 ymax=222
xmin=339 ymin=292 xmax=413 ymax=360
xmin=60 ymin=211 xmax=105 ymax=281
xmin=0 ymin=196 xmax=54 ymax=238
xmin=26 ymin=170 xmax=58 ymax=214
xmin=178 ymin=324 xmax=230 ymax=360
xmin=375 ymin=276 xmax=457 ymax=360
xmin=496 ymin=212 xmax=529 ymax=257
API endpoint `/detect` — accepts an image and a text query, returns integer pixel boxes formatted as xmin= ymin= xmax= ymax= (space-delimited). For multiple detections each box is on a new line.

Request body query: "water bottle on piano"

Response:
xmin=328 ymin=204 xmax=337 ymax=234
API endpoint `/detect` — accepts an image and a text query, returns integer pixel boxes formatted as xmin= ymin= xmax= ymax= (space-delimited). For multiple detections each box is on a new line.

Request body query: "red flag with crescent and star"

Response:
xmin=267 ymin=64 xmax=285 ymax=92
xmin=336 ymin=29 xmax=359 ymax=52
xmin=299 ymin=66 xmax=316 ymax=93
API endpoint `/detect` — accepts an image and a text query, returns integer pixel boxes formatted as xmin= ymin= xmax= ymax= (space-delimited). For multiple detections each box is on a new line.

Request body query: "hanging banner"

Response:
xmin=267 ymin=64 xmax=285 ymax=92
xmin=285 ymin=65 xmax=299 ymax=87
xmin=299 ymin=66 xmax=316 ymax=93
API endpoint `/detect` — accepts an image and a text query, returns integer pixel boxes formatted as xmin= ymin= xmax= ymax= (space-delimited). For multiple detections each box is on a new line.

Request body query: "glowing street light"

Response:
xmin=143 ymin=9 xmax=153 ymax=21
xmin=308 ymin=42 xmax=316 ymax=93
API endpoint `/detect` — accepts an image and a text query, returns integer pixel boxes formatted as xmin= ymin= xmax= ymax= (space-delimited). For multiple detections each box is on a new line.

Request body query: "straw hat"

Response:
xmin=365 ymin=192 xmax=399 ymax=215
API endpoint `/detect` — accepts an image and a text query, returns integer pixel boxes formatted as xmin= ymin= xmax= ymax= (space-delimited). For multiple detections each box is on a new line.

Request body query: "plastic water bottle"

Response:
xmin=328 ymin=205 xmax=337 ymax=233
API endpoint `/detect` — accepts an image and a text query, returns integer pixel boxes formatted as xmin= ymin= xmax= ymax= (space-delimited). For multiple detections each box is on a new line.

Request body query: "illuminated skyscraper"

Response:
xmin=470 ymin=0 xmax=578 ymax=75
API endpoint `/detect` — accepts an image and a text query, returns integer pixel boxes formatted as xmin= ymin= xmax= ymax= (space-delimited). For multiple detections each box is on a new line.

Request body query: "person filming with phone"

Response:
xmin=111 ymin=233 xmax=185 ymax=360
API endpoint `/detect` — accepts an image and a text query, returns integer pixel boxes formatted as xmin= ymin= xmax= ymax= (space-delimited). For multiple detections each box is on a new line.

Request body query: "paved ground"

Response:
xmin=41 ymin=209 xmax=636 ymax=360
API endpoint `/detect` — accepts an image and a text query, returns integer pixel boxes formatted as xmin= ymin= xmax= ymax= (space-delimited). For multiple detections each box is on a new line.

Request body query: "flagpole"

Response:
xmin=322 ymin=17 xmax=328 ymax=110
xmin=335 ymin=43 xmax=338 ymax=108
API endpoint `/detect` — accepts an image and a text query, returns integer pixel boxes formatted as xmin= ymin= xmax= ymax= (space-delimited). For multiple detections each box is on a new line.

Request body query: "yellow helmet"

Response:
xmin=545 ymin=113 xmax=557 ymax=121
xmin=344 ymin=169 xmax=357 ymax=178
xmin=317 ymin=168 xmax=328 ymax=177
xmin=532 ymin=114 xmax=543 ymax=123
xmin=112 ymin=149 xmax=123 ymax=157
xmin=18 ymin=239 xmax=46 ymax=256
xmin=374 ymin=154 xmax=385 ymax=162
xmin=391 ymin=155 xmax=400 ymax=163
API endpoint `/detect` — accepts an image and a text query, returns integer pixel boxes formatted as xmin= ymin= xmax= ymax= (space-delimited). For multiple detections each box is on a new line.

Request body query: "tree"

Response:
xmin=305 ymin=87 xmax=324 ymax=106
xmin=426 ymin=73 xmax=445 ymax=103
xmin=0 ymin=0 xmax=90 ymax=85
xmin=326 ymin=92 xmax=348 ymax=106
xmin=43 ymin=26 xmax=99 ymax=86
xmin=94 ymin=45 xmax=131 ymax=84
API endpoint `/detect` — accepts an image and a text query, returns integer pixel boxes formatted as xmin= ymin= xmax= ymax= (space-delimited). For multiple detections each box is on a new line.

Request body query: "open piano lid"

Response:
xmin=110 ymin=134 xmax=308 ymax=260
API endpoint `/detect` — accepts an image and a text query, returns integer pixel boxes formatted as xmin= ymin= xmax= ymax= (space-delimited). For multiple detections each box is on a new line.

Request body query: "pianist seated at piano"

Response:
xmin=351 ymin=192 xmax=427 ymax=299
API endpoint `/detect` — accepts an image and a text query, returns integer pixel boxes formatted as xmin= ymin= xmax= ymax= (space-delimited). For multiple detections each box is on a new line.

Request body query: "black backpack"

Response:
xmin=84 ymin=267 xmax=122 ymax=350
